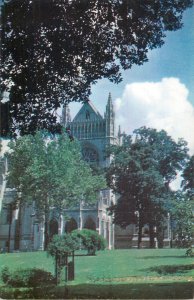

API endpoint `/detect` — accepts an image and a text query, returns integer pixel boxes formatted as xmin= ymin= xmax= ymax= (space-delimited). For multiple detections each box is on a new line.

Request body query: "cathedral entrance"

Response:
xmin=84 ymin=217 xmax=96 ymax=231
xmin=65 ymin=218 xmax=78 ymax=233
xmin=49 ymin=219 xmax=58 ymax=239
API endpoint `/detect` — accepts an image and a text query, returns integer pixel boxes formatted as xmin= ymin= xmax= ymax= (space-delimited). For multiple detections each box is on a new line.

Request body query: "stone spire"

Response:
xmin=105 ymin=93 xmax=115 ymax=138
xmin=61 ymin=104 xmax=71 ymax=127
xmin=106 ymin=92 xmax=114 ymax=118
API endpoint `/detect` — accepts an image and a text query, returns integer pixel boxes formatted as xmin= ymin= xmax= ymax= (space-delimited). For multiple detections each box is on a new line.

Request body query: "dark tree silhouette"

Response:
xmin=107 ymin=127 xmax=189 ymax=248
xmin=0 ymin=0 xmax=193 ymax=135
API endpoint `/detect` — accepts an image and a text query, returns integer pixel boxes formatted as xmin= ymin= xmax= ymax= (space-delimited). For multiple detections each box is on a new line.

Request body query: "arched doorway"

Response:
xmin=84 ymin=217 xmax=96 ymax=231
xmin=49 ymin=219 xmax=58 ymax=238
xmin=65 ymin=218 xmax=78 ymax=233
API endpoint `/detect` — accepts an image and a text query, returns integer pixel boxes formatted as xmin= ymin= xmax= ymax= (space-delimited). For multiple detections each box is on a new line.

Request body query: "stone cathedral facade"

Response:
xmin=0 ymin=94 xmax=171 ymax=252
xmin=60 ymin=93 xmax=117 ymax=250
xmin=0 ymin=94 xmax=118 ymax=251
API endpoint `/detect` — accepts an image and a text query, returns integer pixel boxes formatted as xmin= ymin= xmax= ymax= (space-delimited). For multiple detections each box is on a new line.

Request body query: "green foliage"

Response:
xmin=185 ymin=247 xmax=193 ymax=257
xmin=7 ymin=131 xmax=105 ymax=208
xmin=47 ymin=234 xmax=79 ymax=257
xmin=0 ymin=1 xmax=193 ymax=135
xmin=7 ymin=131 xmax=106 ymax=249
xmin=169 ymin=191 xmax=193 ymax=248
xmin=182 ymin=155 xmax=194 ymax=194
xmin=0 ymin=285 xmax=69 ymax=299
xmin=133 ymin=127 xmax=189 ymax=185
xmin=72 ymin=229 xmax=106 ymax=255
xmin=1 ymin=267 xmax=55 ymax=287
xmin=107 ymin=127 xmax=189 ymax=247
xmin=1 ymin=266 xmax=10 ymax=284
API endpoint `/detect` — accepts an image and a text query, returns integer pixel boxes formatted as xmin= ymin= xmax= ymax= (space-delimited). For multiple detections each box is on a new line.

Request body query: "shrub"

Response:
xmin=47 ymin=234 xmax=80 ymax=284
xmin=1 ymin=268 xmax=55 ymax=287
xmin=47 ymin=234 xmax=79 ymax=257
xmin=185 ymin=247 xmax=193 ymax=257
xmin=72 ymin=229 xmax=106 ymax=255
xmin=1 ymin=266 xmax=11 ymax=284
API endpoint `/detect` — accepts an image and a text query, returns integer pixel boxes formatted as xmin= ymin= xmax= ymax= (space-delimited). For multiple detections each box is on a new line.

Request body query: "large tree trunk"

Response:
xmin=44 ymin=202 xmax=50 ymax=250
xmin=137 ymin=222 xmax=143 ymax=249
xmin=14 ymin=201 xmax=22 ymax=250
xmin=7 ymin=204 xmax=12 ymax=253
xmin=44 ymin=212 xmax=49 ymax=250
xmin=149 ymin=223 xmax=155 ymax=248
xmin=157 ymin=228 xmax=164 ymax=248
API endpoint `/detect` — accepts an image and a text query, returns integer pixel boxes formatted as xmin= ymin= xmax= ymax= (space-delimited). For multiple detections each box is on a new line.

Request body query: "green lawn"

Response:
xmin=0 ymin=249 xmax=193 ymax=299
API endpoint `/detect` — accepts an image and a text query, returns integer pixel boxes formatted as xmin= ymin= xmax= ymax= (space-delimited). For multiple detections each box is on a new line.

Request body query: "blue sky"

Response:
xmin=90 ymin=6 xmax=194 ymax=109
xmin=70 ymin=6 xmax=194 ymax=158
xmin=1 ymin=1 xmax=194 ymax=154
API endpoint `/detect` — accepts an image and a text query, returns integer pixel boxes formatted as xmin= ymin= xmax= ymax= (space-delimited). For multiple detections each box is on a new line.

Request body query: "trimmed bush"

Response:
xmin=47 ymin=233 xmax=79 ymax=257
xmin=72 ymin=229 xmax=106 ymax=255
xmin=1 ymin=268 xmax=55 ymax=287
xmin=1 ymin=266 xmax=10 ymax=284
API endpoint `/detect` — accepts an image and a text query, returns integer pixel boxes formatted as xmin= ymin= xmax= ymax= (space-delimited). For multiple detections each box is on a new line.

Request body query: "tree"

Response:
xmin=47 ymin=234 xmax=79 ymax=283
xmin=133 ymin=127 xmax=189 ymax=187
xmin=0 ymin=0 xmax=193 ymax=135
xmin=107 ymin=127 xmax=188 ymax=248
xmin=6 ymin=131 xmax=106 ymax=249
xmin=182 ymin=155 xmax=194 ymax=194
xmin=181 ymin=155 xmax=194 ymax=243
xmin=72 ymin=229 xmax=106 ymax=255
xmin=169 ymin=191 xmax=193 ymax=248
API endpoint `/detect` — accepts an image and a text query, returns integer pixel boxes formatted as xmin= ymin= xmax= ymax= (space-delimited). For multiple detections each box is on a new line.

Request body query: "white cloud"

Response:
xmin=114 ymin=77 xmax=194 ymax=155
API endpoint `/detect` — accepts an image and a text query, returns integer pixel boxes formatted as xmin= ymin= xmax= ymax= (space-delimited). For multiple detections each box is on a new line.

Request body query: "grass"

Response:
xmin=0 ymin=248 xmax=193 ymax=299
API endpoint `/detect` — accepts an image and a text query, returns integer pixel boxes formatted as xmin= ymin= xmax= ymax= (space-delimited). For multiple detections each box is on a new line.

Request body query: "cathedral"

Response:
xmin=0 ymin=94 xmax=171 ymax=252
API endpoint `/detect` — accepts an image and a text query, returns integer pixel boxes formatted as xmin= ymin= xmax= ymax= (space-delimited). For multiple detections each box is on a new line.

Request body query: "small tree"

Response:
xmin=72 ymin=229 xmax=106 ymax=255
xmin=47 ymin=234 xmax=79 ymax=284
xmin=7 ymin=131 xmax=106 ymax=249
xmin=169 ymin=191 xmax=193 ymax=248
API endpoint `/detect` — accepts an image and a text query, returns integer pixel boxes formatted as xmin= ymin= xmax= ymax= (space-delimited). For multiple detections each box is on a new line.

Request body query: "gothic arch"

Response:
xmin=84 ymin=217 xmax=96 ymax=231
xmin=65 ymin=218 xmax=78 ymax=233
xmin=49 ymin=219 xmax=58 ymax=238
xmin=81 ymin=142 xmax=99 ymax=165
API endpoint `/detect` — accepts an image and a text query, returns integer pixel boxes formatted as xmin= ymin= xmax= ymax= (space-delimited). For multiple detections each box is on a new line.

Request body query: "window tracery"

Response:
xmin=82 ymin=147 xmax=99 ymax=163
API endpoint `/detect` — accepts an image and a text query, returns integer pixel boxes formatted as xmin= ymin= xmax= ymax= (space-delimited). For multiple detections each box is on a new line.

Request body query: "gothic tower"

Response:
xmin=60 ymin=94 xmax=116 ymax=249
xmin=105 ymin=92 xmax=115 ymax=140
xmin=61 ymin=104 xmax=71 ymax=127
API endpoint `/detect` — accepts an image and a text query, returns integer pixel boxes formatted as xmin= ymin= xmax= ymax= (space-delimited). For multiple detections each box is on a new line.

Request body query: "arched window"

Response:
xmin=49 ymin=219 xmax=58 ymax=238
xmin=82 ymin=147 xmax=99 ymax=164
xmin=65 ymin=218 xmax=78 ymax=233
xmin=84 ymin=217 xmax=96 ymax=231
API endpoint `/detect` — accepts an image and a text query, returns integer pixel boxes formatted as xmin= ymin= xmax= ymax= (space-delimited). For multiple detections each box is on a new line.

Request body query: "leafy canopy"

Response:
xmin=6 ymin=131 xmax=106 ymax=248
xmin=169 ymin=191 xmax=193 ymax=248
xmin=47 ymin=234 xmax=79 ymax=257
xmin=0 ymin=0 xmax=193 ymax=135
xmin=72 ymin=229 xmax=106 ymax=255
xmin=107 ymin=127 xmax=188 ymax=230
xmin=7 ymin=131 xmax=106 ymax=212
xmin=182 ymin=155 xmax=194 ymax=194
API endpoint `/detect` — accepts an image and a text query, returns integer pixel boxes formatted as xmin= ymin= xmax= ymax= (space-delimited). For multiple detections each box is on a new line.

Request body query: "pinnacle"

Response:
xmin=108 ymin=92 xmax=112 ymax=104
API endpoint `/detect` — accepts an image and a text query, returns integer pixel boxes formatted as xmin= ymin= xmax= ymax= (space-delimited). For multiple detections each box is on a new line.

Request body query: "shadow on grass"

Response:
xmin=0 ymin=282 xmax=193 ymax=299
xmin=145 ymin=264 xmax=194 ymax=275
xmin=139 ymin=255 xmax=186 ymax=259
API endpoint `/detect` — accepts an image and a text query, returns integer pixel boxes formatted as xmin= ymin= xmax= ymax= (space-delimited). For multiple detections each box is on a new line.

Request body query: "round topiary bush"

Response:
xmin=72 ymin=229 xmax=106 ymax=255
